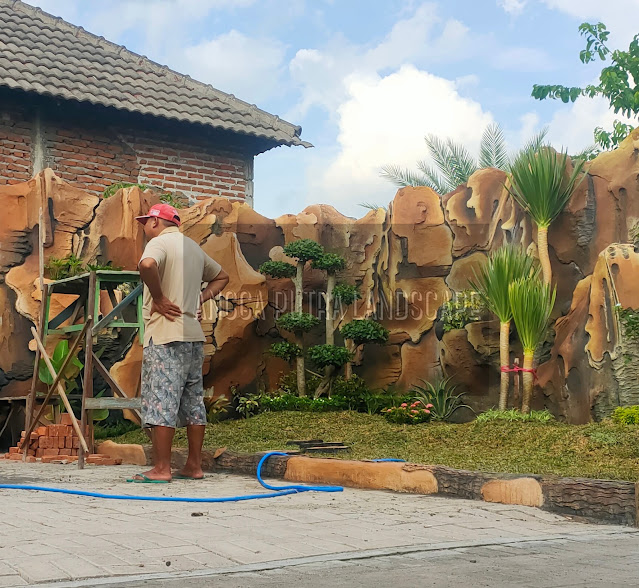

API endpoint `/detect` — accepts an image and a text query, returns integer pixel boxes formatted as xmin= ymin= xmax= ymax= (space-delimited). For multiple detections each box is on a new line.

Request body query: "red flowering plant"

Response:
xmin=381 ymin=401 xmax=434 ymax=424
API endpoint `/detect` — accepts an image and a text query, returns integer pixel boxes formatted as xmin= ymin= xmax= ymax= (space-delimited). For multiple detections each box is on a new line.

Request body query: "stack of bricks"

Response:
xmin=1 ymin=414 xmax=121 ymax=465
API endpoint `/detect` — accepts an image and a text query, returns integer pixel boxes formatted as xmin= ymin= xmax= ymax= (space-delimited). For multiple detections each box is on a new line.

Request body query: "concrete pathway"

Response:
xmin=0 ymin=461 xmax=636 ymax=587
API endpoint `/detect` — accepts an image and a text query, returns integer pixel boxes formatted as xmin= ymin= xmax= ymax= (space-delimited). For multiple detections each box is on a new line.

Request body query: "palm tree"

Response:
xmin=380 ymin=124 xmax=548 ymax=194
xmin=508 ymin=276 xmax=556 ymax=414
xmin=468 ymin=246 xmax=539 ymax=411
xmin=506 ymin=147 xmax=585 ymax=285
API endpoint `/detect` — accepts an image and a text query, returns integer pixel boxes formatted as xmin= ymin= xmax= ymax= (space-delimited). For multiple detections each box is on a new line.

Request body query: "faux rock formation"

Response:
xmin=1 ymin=129 xmax=639 ymax=425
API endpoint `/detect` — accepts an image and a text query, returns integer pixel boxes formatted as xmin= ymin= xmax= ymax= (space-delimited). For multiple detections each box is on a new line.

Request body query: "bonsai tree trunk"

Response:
xmin=295 ymin=334 xmax=306 ymax=397
xmin=293 ymin=261 xmax=306 ymax=396
xmin=499 ymin=320 xmax=510 ymax=411
xmin=537 ymin=226 xmax=552 ymax=285
xmin=325 ymin=272 xmax=336 ymax=345
xmin=344 ymin=339 xmax=355 ymax=379
xmin=314 ymin=365 xmax=335 ymax=399
xmin=521 ymin=351 xmax=534 ymax=414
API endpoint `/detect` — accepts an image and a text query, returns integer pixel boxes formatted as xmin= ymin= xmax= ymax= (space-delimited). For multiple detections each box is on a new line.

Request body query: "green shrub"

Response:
xmin=612 ymin=406 xmax=639 ymax=425
xmin=276 ymin=312 xmax=320 ymax=333
xmin=283 ymin=239 xmax=324 ymax=263
xmin=103 ymin=183 xmax=150 ymax=198
xmin=259 ymin=261 xmax=297 ymax=279
xmin=382 ymin=401 xmax=433 ymax=424
xmin=307 ymin=344 xmax=352 ymax=369
xmin=616 ymin=307 xmax=639 ymax=342
xmin=258 ymin=394 xmax=347 ymax=413
xmin=410 ymin=377 xmax=471 ymax=422
xmin=475 ymin=408 xmax=555 ymax=423
xmin=311 ymin=253 xmax=346 ymax=272
xmin=333 ymin=283 xmax=361 ymax=305
xmin=340 ymin=319 xmax=389 ymax=345
xmin=440 ymin=290 xmax=484 ymax=332
xmin=269 ymin=342 xmax=302 ymax=362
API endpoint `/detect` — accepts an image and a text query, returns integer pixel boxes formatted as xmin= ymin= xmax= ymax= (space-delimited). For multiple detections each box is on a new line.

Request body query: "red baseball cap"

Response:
xmin=136 ymin=203 xmax=181 ymax=226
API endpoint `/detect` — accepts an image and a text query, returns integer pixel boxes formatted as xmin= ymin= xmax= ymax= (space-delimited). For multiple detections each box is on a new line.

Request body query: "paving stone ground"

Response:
xmin=0 ymin=460 xmax=637 ymax=587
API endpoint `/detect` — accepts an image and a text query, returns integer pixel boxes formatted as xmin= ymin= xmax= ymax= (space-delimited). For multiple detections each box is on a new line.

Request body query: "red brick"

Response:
xmin=35 ymin=448 xmax=44 ymax=458
xmin=72 ymin=438 xmax=80 ymax=449
xmin=36 ymin=426 xmax=47 ymax=436
xmin=43 ymin=448 xmax=59 ymax=457
xmin=9 ymin=454 xmax=24 ymax=461
xmin=58 ymin=437 xmax=66 ymax=449
xmin=59 ymin=448 xmax=72 ymax=456
xmin=26 ymin=456 xmax=36 ymax=463
xmin=8 ymin=446 xmax=18 ymax=454
xmin=60 ymin=414 xmax=73 ymax=426
xmin=65 ymin=436 xmax=73 ymax=449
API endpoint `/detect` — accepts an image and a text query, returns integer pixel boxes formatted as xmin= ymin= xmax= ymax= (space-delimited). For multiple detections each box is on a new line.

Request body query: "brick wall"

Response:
xmin=129 ymin=136 xmax=248 ymax=201
xmin=0 ymin=104 xmax=253 ymax=204
xmin=0 ymin=107 xmax=33 ymax=185
xmin=46 ymin=128 xmax=140 ymax=195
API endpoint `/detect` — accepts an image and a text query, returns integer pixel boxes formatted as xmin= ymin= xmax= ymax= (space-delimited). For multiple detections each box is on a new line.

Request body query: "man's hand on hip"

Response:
xmin=151 ymin=296 xmax=182 ymax=321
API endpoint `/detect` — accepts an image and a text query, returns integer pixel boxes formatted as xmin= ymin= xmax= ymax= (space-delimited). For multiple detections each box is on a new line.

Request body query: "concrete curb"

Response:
xmin=98 ymin=442 xmax=639 ymax=527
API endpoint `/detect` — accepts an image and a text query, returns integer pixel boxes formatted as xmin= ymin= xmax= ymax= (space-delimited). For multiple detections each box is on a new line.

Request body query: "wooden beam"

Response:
xmin=80 ymin=272 xmax=97 ymax=468
xmin=24 ymin=283 xmax=47 ymax=461
xmin=30 ymin=327 xmax=89 ymax=453
xmin=20 ymin=320 xmax=91 ymax=450
xmin=84 ymin=397 xmax=142 ymax=410
xmin=92 ymin=283 xmax=142 ymax=335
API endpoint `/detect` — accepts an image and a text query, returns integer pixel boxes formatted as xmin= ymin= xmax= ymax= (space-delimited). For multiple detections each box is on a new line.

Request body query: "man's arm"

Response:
xmin=139 ymin=257 xmax=182 ymax=321
xmin=201 ymin=270 xmax=230 ymax=304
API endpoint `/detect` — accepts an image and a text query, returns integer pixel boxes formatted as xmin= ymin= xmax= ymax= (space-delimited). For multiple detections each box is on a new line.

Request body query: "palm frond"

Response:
xmin=444 ymin=139 xmax=479 ymax=188
xmin=507 ymin=127 xmax=550 ymax=171
xmin=506 ymin=147 xmax=586 ymax=228
xmin=508 ymin=276 xmax=556 ymax=353
xmin=479 ymin=123 xmax=509 ymax=170
xmin=380 ymin=165 xmax=431 ymax=188
xmin=468 ymin=245 xmax=539 ymax=323
xmin=415 ymin=160 xmax=450 ymax=194
xmin=359 ymin=202 xmax=388 ymax=211
xmin=571 ymin=144 xmax=600 ymax=162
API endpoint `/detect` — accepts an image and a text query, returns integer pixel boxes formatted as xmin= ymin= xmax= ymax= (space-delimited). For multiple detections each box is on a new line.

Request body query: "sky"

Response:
xmin=25 ymin=0 xmax=639 ymax=219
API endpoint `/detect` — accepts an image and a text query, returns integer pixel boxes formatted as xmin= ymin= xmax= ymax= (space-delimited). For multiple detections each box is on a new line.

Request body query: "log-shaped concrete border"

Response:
xmin=98 ymin=441 xmax=638 ymax=526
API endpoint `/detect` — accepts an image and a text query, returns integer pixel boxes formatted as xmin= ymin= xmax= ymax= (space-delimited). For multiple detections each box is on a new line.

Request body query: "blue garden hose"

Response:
xmin=0 ymin=451 xmax=343 ymax=502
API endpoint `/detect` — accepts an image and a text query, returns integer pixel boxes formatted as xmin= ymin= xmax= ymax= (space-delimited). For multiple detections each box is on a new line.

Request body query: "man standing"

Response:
xmin=128 ymin=203 xmax=229 ymax=483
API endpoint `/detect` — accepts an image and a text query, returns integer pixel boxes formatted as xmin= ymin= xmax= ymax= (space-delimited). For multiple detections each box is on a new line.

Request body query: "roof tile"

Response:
xmin=0 ymin=0 xmax=311 ymax=148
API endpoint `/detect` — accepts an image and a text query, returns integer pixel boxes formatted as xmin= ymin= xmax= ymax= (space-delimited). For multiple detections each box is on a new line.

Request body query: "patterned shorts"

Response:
xmin=141 ymin=340 xmax=207 ymax=428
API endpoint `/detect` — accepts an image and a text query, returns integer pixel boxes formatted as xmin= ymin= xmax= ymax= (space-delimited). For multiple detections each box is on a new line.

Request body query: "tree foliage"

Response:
xmin=307 ymin=345 xmax=353 ymax=369
xmin=333 ymin=283 xmax=361 ymax=306
xmin=380 ymin=124 xmax=548 ymax=194
xmin=276 ymin=312 xmax=320 ymax=334
xmin=269 ymin=341 xmax=303 ymax=362
xmin=259 ymin=260 xmax=297 ymax=279
xmin=311 ymin=252 xmax=346 ymax=272
xmin=340 ymin=319 xmax=389 ymax=346
xmin=532 ymin=22 xmax=639 ymax=150
xmin=283 ymin=239 xmax=325 ymax=263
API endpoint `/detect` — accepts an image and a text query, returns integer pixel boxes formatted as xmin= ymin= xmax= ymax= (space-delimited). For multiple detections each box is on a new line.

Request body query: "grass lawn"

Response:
xmin=111 ymin=411 xmax=639 ymax=482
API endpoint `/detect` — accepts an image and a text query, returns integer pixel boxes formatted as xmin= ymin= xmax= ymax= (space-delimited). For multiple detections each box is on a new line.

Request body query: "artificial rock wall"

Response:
xmin=1 ymin=129 xmax=639 ymax=423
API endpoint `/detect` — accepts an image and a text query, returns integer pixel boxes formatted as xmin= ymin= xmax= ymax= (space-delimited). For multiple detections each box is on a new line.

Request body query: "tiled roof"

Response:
xmin=0 ymin=0 xmax=310 ymax=148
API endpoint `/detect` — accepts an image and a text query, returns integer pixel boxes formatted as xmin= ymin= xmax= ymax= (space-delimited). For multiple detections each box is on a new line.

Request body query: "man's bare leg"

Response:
xmin=137 ymin=426 xmax=174 ymax=481
xmin=177 ymin=424 xmax=205 ymax=479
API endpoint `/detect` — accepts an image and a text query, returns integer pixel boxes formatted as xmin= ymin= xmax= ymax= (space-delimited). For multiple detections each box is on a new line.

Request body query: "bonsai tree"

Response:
xmin=508 ymin=276 xmax=556 ymax=414
xmin=307 ymin=344 xmax=353 ymax=398
xmin=340 ymin=319 xmax=390 ymax=379
xmin=283 ymin=239 xmax=325 ymax=313
xmin=506 ymin=147 xmax=585 ymax=285
xmin=275 ymin=312 xmax=320 ymax=397
xmin=469 ymin=245 xmax=539 ymax=411
xmin=311 ymin=253 xmax=346 ymax=345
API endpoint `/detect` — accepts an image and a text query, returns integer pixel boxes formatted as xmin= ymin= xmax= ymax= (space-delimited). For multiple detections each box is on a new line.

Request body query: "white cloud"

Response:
xmin=288 ymin=3 xmax=475 ymax=119
xmin=499 ymin=0 xmax=527 ymax=16
xmin=491 ymin=47 xmax=555 ymax=71
xmin=545 ymin=95 xmax=636 ymax=153
xmin=182 ymin=31 xmax=286 ymax=104
xmin=305 ymin=65 xmax=494 ymax=216
xmin=541 ymin=0 xmax=639 ymax=46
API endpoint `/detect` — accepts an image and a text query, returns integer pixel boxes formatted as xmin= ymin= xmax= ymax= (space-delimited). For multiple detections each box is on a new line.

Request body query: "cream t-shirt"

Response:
xmin=139 ymin=227 xmax=222 ymax=347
